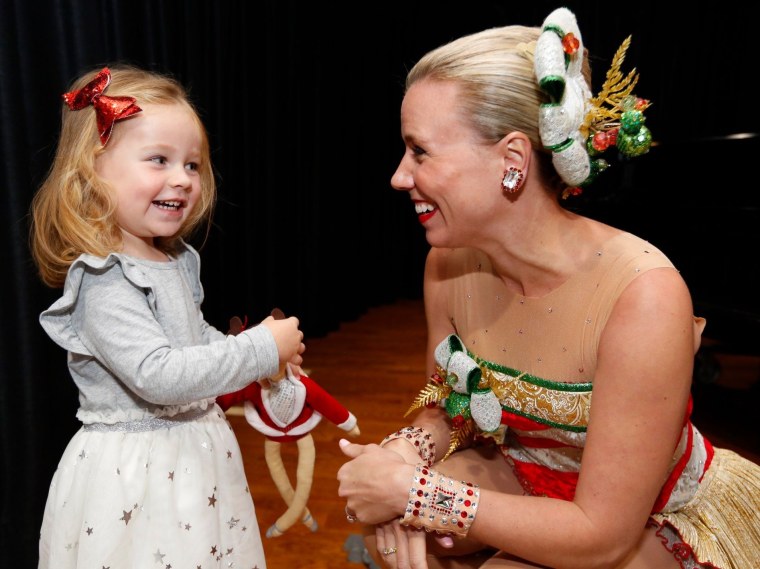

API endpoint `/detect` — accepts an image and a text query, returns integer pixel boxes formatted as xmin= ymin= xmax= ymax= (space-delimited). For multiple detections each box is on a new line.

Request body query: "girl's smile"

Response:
xmin=94 ymin=102 xmax=203 ymax=260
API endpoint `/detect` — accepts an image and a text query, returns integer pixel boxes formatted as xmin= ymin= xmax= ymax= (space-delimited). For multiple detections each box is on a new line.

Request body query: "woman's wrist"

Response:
xmin=400 ymin=464 xmax=479 ymax=538
xmin=393 ymin=462 xmax=418 ymax=516
xmin=381 ymin=438 xmax=423 ymax=465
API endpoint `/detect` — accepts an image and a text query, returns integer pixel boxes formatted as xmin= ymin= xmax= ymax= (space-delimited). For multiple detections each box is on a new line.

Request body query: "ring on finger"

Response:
xmin=382 ymin=546 xmax=397 ymax=555
xmin=345 ymin=505 xmax=358 ymax=523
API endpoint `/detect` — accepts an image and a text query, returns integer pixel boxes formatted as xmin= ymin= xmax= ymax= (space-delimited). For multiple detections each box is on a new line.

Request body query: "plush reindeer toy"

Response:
xmin=217 ymin=309 xmax=360 ymax=537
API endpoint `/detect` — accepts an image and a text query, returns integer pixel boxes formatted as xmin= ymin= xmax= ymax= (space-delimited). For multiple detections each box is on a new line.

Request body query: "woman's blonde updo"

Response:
xmin=406 ymin=25 xmax=592 ymax=193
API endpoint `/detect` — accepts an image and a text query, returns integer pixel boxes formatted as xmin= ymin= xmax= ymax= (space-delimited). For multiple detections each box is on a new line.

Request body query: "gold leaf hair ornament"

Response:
xmin=582 ymin=37 xmax=653 ymax=175
xmin=405 ymin=335 xmax=503 ymax=460
xmin=534 ymin=8 xmax=653 ymax=199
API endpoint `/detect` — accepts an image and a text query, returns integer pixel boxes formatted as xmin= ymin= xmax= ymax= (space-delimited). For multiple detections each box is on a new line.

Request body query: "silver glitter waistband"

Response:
xmin=82 ymin=405 xmax=213 ymax=433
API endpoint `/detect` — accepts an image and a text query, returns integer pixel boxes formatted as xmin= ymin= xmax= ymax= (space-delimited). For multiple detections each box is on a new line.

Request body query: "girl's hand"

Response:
xmin=261 ymin=315 xmax=305 ymax=367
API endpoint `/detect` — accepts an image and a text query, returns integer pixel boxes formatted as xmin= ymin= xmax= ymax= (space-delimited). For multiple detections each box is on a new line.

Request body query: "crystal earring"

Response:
xmin=501 ymin=166 xmax=524 ymax=194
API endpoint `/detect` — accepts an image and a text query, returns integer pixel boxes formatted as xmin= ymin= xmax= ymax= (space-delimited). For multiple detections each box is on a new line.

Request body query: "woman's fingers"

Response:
xmin=373 ymin=519 xmax=428 ymax=569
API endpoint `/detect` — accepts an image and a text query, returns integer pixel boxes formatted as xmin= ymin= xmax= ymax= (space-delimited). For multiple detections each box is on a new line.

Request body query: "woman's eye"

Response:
xmin=412 ymin=145 xmax=426 ymax=156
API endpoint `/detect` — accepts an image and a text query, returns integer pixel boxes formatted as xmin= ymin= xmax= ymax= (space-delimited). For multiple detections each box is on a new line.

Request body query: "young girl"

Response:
xmin=30 ymin=65 xmax=304 ymax=568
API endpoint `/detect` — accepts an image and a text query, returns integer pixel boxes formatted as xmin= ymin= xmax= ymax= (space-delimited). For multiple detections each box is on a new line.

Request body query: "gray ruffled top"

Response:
xmin=40 ymin=242 xmax=279 ymax=424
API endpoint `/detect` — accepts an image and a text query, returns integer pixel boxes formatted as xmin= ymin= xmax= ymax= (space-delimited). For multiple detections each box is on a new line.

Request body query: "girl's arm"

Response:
xmin=73 ymin=267 xmax=279 ymax=405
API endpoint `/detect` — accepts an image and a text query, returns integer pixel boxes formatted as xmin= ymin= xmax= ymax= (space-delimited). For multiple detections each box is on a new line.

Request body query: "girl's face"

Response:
xmin=390 ymin=79 xmax=505 ymax=249
xmin=94 ymin=103 xmax=203 ymax=259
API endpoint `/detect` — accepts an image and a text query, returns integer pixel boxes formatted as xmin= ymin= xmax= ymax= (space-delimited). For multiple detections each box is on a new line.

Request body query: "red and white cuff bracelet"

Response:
xmin=380 ymin=426 xmax=437 ymax=467
xmin=401 ymin=464 xmax=479 ymax=537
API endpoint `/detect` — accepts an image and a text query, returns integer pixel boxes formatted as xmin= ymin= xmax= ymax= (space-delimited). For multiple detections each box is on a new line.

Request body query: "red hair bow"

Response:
xmin=62 ymin=67 xmax=142 ymax=145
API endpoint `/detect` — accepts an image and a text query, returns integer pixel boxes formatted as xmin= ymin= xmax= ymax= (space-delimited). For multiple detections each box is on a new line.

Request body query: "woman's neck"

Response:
xmin=483 ymin=201 xmax=614 ymax=298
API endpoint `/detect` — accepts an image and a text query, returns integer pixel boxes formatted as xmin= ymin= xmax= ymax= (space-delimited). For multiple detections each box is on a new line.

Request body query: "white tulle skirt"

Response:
xmin=38 ymin=405 xmax=266 ymax=568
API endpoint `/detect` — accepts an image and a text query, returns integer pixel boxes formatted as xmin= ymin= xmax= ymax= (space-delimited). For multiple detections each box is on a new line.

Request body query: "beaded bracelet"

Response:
xmin=380 ymin=426 xmax=436 ymax=467
xmin=401 ymin=464 xmax=479 ymax=537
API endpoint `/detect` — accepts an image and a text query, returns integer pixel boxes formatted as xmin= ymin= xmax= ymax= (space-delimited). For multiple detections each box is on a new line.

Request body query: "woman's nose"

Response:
xmin=390 ymin=158 xmax=413 ymax=191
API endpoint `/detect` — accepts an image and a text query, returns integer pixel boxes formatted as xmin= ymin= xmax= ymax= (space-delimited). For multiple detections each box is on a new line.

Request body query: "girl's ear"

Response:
xmin=497 ymin=131 xmax=533 ymax=172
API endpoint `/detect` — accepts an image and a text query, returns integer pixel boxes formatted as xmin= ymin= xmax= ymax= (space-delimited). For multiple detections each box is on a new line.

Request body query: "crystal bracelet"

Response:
xmin=401 ymin=464 xmax=479 ymax=537
xmin=380 ymin=426 xmax=437 ymax=467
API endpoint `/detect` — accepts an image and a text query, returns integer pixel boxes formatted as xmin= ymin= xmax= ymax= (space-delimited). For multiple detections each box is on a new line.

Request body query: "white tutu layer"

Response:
xmin=39 ymin=406 xmax=266 ymax=568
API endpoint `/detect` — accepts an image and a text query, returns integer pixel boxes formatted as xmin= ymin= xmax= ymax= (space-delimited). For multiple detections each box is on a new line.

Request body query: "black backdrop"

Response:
xmin=1 ymin=1 xmax=756 ymax=565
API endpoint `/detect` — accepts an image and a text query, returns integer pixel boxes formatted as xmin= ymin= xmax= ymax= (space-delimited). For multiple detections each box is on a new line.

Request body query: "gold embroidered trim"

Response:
xmin=484 ymin=367 xmax=592 ymax=430
xmin=406 ymin=363 xmax=592 ymax=432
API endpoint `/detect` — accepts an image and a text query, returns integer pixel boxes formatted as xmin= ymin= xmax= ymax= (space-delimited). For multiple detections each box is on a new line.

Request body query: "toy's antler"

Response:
xmin=228 ymin=308 xmax=283 ymax=336
xmin=227 ymin=316 xmax=246 ymax=335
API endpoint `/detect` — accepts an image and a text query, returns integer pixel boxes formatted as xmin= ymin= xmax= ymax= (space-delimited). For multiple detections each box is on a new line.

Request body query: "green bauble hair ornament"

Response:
xmin=587 ymin=135 xmax=602 ymax=157
xmin=590 ymin=157 xmax=610 ymax=179
xmin=620 ymin=109 xmax=645 ymax=134
xmin=578 ymin=157 xmax=610 ymax=187
xmin=617 ymin=125 xmax=652 ymax=157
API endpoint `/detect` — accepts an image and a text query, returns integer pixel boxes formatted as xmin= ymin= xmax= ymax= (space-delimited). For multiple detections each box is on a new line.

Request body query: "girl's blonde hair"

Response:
xmin=406 ymin=25 xmax=591 ymax=192
xmin=30 ymin=64 xmax=216 ymax=288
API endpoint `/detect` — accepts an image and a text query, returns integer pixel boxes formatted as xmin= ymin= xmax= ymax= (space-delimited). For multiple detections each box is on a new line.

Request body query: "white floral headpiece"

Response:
xmin=534 ymin=8 xmax=653 ymax=198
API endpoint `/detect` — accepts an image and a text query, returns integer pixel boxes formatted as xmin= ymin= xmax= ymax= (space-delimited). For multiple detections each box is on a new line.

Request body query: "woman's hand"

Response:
xmin=375 ymin=518 xmax=429 ymax=568
xmin=337 ymin=439 xmax=415 ymax=525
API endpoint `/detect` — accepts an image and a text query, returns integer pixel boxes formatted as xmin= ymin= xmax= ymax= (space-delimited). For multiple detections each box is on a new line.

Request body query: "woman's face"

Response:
xmin=391 ymin=79 xmax=506 ymax=249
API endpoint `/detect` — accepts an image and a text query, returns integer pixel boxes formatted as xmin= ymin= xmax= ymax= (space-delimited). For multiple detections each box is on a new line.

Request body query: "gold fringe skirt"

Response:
xmin=651 ymin=448 xmax=760 ymax=568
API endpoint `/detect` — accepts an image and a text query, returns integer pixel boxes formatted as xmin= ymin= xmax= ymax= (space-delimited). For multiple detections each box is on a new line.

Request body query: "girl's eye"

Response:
xmin=150 ymin=156 xmax=167 ymax=165
xmin=185 ymin=162 xmax=199 ymax=172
